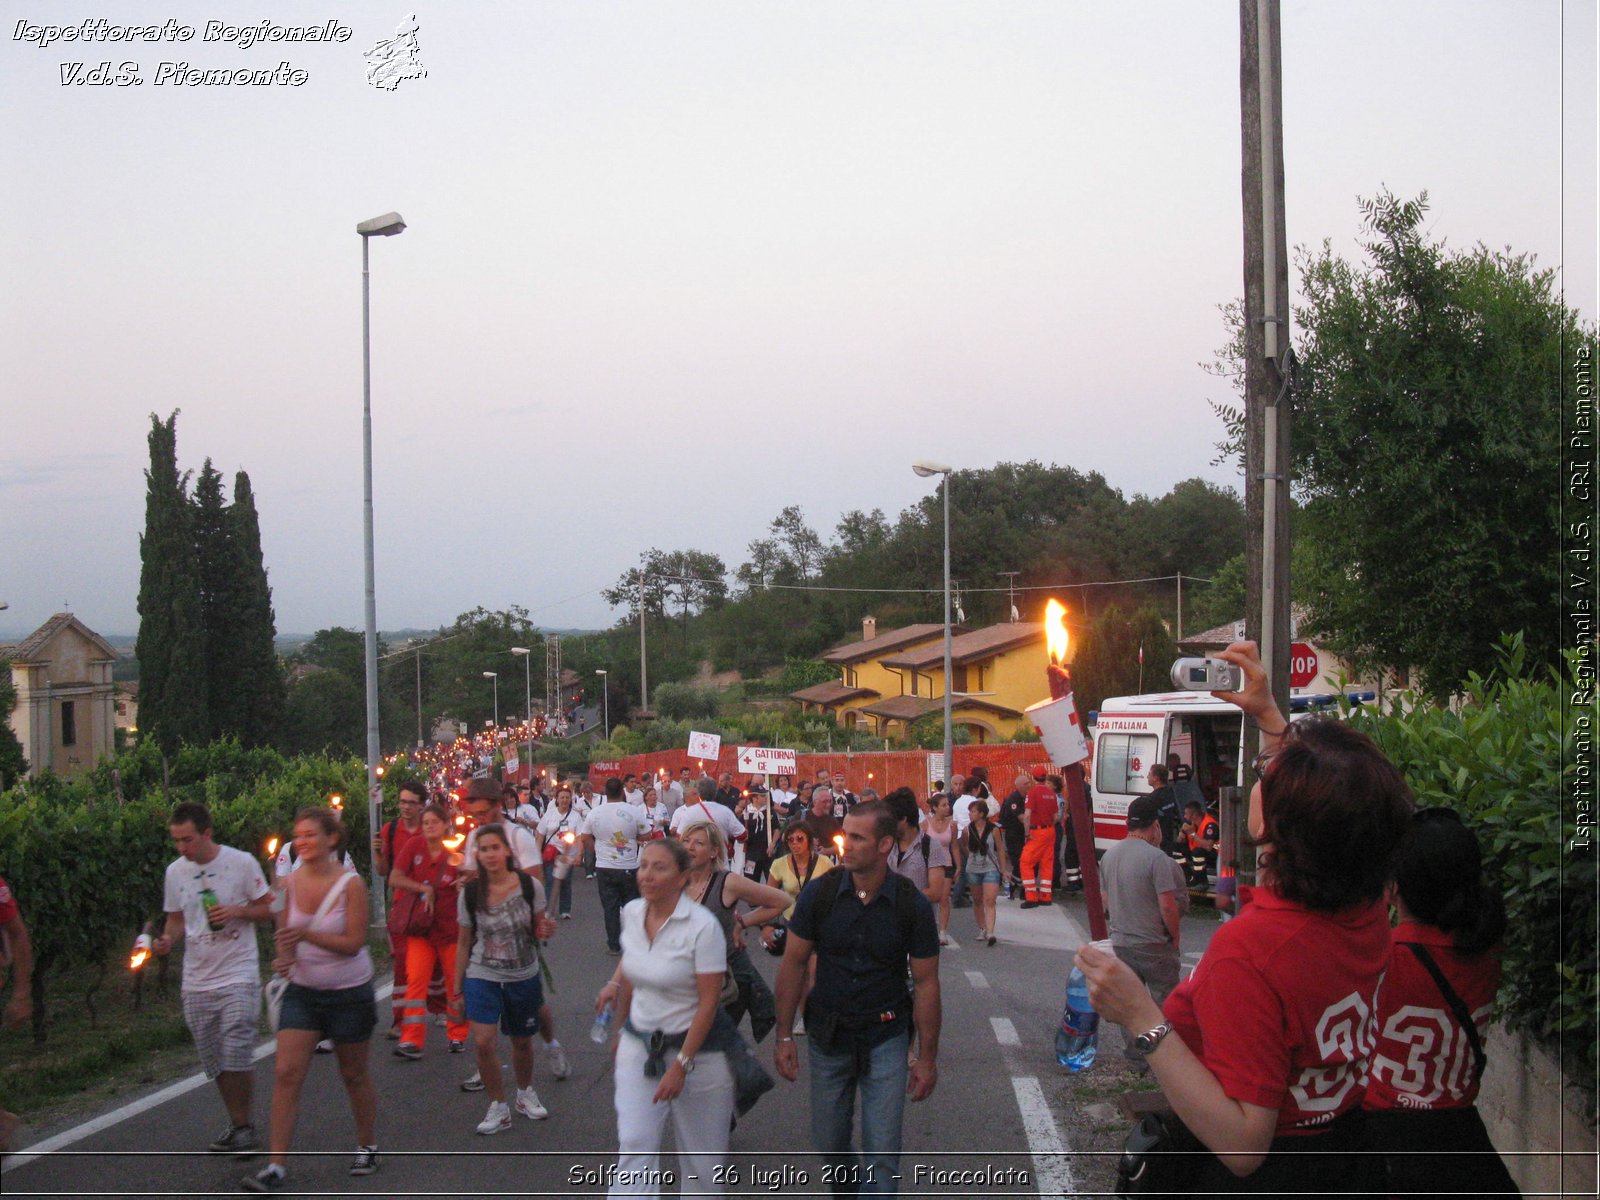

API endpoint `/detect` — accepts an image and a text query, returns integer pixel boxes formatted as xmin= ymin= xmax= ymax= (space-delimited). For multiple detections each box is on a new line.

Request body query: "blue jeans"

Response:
xmin=596 ymin=867 xmax=638 ymax=953
xmin=807 ymin=1029 xmax=908 ymax=1197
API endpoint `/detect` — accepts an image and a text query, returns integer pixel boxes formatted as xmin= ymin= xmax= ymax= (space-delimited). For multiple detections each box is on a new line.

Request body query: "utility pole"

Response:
xmin=1240 ymin=0 xmax=1293 ymax=772
xmin=415 ymin=648 xmax=423 ymax=748
xmin=1175 ymin=572 xmax=1183 ymax=642
xmin=638 ymin=573 xmax=649 ymax=713
xmin=998 ymin=571 xmax=1021 ymax=622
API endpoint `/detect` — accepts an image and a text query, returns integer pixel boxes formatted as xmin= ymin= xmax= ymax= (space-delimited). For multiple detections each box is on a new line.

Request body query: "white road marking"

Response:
xmin=1011 ymin=1075 xmax=1076 ymax=1198
xmin=990 ymin=1016 xmax=1021 ymax=1046
xmin=4 ymin=982 xmax=395 ymax=1174
xmin=964 ymin=970 xmax=989 ymax=989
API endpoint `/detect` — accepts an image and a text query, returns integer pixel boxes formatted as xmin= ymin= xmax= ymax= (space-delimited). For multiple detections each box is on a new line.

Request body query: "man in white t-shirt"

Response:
xmin=663 ymin=771 xmax=685 ymax=814
xmin=581 ymin=778 xmax=644 ymax=955
xmin=668 ymin=777 xmax=747 ymax=847
xmin=153 ymin=802 xmax=273 ymax=1156
xmin=621 ymin=772 xmax=645 ymax=807
xmin=462 ymin=788 xmax=542 ymax=875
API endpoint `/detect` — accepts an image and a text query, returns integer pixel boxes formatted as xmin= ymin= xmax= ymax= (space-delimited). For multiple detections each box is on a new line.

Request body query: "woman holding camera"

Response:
xmin=1077 ymin=642 xmax=1412 ymax=1196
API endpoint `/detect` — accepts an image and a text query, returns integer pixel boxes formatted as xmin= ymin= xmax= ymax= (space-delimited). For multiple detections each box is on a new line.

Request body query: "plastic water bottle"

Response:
xmin=590 ymin=1000 xmax=614 ymax=1044
xmin=1055 ymin=940 xmax=1110 ymax=1070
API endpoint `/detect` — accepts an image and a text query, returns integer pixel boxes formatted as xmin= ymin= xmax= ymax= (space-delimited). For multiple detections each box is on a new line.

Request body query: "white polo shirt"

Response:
xmin=669 ymin=797 xmax=746 ymax=844
xmin=581 ymin=801 xmax=644 ymax=870
xmin=618 ymin=892 xmax=727 ymax=1033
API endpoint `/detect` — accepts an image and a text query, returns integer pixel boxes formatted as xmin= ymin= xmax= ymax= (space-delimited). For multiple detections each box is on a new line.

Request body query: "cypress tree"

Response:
xmin=135 ymin=412 xmax=209 ymax=755
xmin=229 ymin=471 xmax=286 ymax=746
xmin=192 ymin=459 xmax=236 ymax=741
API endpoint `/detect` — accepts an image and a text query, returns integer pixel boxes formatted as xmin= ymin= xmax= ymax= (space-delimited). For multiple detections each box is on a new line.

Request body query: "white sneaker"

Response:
xmin=545 ymin=1041 xmax=570 ymax=1080
xmin=514 ymin=1087 xmax=548 ymax=1120
xmin=476 ymin=1101 xmax=511 ymax=1135
xmin=460 ymin=1070 xmax=484 ymax=1092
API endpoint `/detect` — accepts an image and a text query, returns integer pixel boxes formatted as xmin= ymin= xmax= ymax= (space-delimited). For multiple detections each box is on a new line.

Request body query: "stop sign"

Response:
xmin=1289 ymin=642 xmax=1318 ymax=689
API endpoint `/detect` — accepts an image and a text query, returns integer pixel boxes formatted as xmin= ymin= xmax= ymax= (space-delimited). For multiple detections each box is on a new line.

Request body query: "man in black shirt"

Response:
xmin=775 ymin=801 xmax=940 ymax=1198
xmin=997 ymin=773 xmax=1029 ymax=900
xmin=1144 ymin=764 xmax=1183 ymax=857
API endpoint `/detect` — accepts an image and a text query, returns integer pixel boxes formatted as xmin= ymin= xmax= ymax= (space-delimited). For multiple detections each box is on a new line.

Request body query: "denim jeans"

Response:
xmin=542 ymin=862 xmax=572 ymax=916
xmin=596 ymin=867 xmax=639 ymax=953
xmin=807 ymin=1029 xmax=908 ymax=1197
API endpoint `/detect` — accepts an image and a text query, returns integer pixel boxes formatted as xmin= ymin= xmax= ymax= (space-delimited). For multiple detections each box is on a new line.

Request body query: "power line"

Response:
xmin=639 ymin=571 xmax=1213 ymax=595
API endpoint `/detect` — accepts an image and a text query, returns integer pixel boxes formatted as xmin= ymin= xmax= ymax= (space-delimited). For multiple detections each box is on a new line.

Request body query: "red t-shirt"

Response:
xmin=1363 ymin=921 xmax=1499 ymax=1112
xmin=1025 ymin=785 xmax=1058 ymax=829
xmin=1164 ymin=885 xmax=1391 ymax=1135
xmin=396 ymin=834 xmax=461 ymax=944
xmin=0 ymin=876 xmax=17 ymax=987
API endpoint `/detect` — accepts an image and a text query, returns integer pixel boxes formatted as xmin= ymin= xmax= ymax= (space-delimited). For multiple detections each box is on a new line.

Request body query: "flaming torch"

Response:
xmin=831 ymin=833 xmax=845 ymax=861
xmin=1025 ymin=599 xmax=1107 ymax=941
xmin=129 ymin=930 xmax=152 ymax=971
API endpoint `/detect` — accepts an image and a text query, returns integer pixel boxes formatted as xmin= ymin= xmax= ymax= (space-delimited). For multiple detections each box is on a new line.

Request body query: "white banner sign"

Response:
xmin=927 ymin=753 xmax=948 ymax=794
xmin=736 ymin=746 xmax=796 ymax=775
xmin=687 ymin=730 xmax=722 ymax=761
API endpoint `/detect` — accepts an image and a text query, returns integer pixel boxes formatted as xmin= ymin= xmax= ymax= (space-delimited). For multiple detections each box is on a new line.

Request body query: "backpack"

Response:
xmin=463 ymin=869 xmax=542 ymax=948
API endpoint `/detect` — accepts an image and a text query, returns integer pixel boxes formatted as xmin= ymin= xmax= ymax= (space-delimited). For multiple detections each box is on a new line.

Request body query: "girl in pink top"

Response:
xmin=245 ymin=808 xmax=378 ymax=1193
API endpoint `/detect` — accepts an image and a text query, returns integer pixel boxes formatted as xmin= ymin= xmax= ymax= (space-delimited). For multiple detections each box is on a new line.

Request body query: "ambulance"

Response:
xmin=1087 ymin=688 xmax=1374 ymax=850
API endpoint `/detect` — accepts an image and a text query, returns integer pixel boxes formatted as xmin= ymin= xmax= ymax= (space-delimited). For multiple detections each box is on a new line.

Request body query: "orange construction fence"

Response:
xmin=588 ymin=742 xmax=1058 ymax=798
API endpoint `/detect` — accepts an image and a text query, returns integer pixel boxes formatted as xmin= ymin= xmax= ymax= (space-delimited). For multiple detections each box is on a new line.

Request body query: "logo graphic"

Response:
xmin=364 ymin=12 xmax=427 ymax=91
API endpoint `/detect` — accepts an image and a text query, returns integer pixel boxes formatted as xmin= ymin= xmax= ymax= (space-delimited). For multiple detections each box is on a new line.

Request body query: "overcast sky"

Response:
xmin=3 ymin=0 xmax=1594 ymax=640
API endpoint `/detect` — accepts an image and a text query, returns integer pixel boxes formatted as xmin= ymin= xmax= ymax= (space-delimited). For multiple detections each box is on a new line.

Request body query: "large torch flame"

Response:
xmin=443 ymin=834 xmax=465 ymax=850
xmin=831 ymin=833 xmax=845 ymax=858
xmin=1044 ymin=599 xmax=1070 ymax=664
xmin=265 ymin=836 xmax=280 ymax=858
xmin=129 ymin=932 xmax=152 ymax=971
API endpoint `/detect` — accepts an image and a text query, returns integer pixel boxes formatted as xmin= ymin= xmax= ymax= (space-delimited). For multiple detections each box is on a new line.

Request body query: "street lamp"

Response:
xmin=483 ymin=671 xmax=499 ymax=729
xmin=912 ymin=460 xmax=954 ymax=785
xmin=511 ymin=647 xmax=532 ymax=771
xmin=358 ymin=209 xmax=405 ymax=920
xmin=595 ymin=669 xmax=609 ymax=740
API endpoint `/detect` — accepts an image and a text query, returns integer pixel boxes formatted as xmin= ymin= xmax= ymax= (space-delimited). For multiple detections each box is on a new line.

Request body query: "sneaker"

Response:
xmin=560 ymin=912 xmax=571 ymax=920
xmin=350 ymin=1145 xmax=379 ymax=1176
xmin=394 ymin=1042 xmax=423 ymax=1060
xmin=514 ymin=1087 xmax=549 ymax=1120
xmin=385 ymin=1026 xmax=402 ymax=1040
xmin=988 ymin=933 xmax=998 ymax=947
xmin=460 ymin=1070 xmax=485 ymax=1092
xmin=476 ymin=1101 xmax=512 ymax=1135
xmin=314 ymin=1038 xmax=335 ymax=1053
xmin=448 ymin=1039 xmax=466 ymax=1054
xmin=1020 ymin=901 xmax=1041 ymax=910
xmin=211 ymin=1124 xmax=257 ymax=1155
xmin=241 ymin=1164 xmax=287 ymax=1193
xmin=545 ymin=1041 xmax=571 ymax=1080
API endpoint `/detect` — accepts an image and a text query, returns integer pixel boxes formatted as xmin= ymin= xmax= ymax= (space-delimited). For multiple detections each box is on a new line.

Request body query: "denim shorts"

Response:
xmin=279 ymin=979 xmax=377 ymax=1044
xmin=464 ymin=974 xmax=544 ymax=1036
xmin=965 ymin=867 xmax=1002 ymax=887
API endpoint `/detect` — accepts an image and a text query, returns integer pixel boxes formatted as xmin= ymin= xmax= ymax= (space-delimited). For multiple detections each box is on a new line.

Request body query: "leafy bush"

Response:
xmin=652 ymin=683 xmax=722 ymax=722
xmin=1348 ymin=635 xmax=1595 ymax=1102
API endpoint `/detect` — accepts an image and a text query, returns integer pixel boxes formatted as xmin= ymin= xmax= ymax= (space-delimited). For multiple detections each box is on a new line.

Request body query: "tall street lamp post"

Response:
xmin=483 ymin=671 xmax=499 ymax=729
xmin=511 ymin=646 xmax=532 ymax=774
xmin=595 ymin=669 xmax=609 ymax=740
xmin=912 ymin=461 xmax=954 ymax=785
xmin=357 ymin=210 xmax=405 ymax=918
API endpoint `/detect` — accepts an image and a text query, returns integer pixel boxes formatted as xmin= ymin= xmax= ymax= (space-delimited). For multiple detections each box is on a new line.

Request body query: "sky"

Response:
xmin=3 ymin=0 xmax=1595 ymax=640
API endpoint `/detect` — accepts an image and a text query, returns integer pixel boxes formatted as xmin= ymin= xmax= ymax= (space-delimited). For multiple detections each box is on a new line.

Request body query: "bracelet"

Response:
xmin=775 ymin=1035 xmax=796 ymax=1043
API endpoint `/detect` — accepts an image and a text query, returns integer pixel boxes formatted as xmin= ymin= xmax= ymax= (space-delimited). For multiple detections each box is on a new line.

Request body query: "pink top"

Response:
xmin=287 ymin=876 xmax=374 ymax=991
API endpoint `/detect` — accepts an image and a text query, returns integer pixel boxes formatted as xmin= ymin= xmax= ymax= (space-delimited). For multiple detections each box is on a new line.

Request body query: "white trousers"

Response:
xmin=610 ymin=1035 xmax=733 ymax=1198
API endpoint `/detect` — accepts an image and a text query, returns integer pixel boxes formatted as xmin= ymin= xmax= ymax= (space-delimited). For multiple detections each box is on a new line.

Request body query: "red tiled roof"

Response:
xmin=790 ymin=681 xmax=879 ymax=706
xmin=879 ymin=622 xmax=1043 ymax=669
xmin=5 ymin=613 xmax=118 ymax=663
xmin=859 ymin=696 xmax=941 ymax=722
xmin=821 ymin=624 xmax=952 ymax=664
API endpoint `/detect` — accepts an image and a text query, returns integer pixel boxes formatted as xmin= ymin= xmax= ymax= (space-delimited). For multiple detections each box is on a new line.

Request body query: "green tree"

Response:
xmin=192 ymin=460 xmax=236 ymax=741
xmin=1290 ymin=191 xmax=1586 ymax=693
xmin=229 ymin=471 xmax=285 ymax=746
xmin=1069 ymin=603 xmax=1180 ymax=714
xmin=135 ymin=412 xmax=209 ymax=755
xmin=0 ymin=659 xmax=27 ymax=787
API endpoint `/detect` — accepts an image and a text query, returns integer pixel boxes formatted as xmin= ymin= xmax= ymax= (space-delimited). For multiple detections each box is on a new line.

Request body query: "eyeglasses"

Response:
xmin=1251 ymin=750 xmax=1277 ymax=780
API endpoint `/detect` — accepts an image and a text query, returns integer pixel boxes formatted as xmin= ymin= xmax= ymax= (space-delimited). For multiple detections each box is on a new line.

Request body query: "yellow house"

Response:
xmin=791 ymin=618 xmax=951 ymax=730
xmin=866 ymin=621 xmax=1052 ymax=744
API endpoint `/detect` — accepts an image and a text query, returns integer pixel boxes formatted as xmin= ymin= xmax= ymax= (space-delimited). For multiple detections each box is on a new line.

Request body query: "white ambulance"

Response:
xmin=1088 ymin=689 xmax=1373 ymax=850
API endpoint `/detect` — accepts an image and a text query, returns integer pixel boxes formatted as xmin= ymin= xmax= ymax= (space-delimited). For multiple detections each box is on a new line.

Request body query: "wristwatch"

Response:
xmin=1132 ymin=1021 xmax=1174 ymax=1056
xmin=675 ymin=1052 xmax=696 ymax=1074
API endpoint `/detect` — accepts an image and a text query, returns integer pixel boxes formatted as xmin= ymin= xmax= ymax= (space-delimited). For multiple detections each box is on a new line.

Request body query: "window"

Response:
xmin=61 ymin=700 xmax=77 ymax=746
xmin=952 ymin=665 xmax=968 ymax=694
xmin=1095 ymin=732 xmax=1158 ymax=796
xmin=909 ymin=671 xmax=919 ymax=697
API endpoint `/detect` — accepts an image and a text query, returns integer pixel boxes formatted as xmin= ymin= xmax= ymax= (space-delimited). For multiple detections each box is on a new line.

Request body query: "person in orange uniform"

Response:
xmin=1018 ymin=767 xmax=1059 ymax=908
xmin=390 ymin=804 xmax=469 ymax=1057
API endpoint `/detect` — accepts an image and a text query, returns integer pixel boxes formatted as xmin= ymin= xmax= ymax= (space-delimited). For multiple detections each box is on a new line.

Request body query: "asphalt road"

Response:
xmin=4 ymin=878 xmax=1220 ymax=1198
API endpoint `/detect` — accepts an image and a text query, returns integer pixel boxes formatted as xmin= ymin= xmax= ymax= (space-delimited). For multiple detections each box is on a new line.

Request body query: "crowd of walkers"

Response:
xmin=0 ymin=660 xmax=1522 ymax=1197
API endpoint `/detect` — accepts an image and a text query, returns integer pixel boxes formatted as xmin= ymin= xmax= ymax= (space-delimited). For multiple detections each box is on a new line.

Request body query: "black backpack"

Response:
xmin=803 ymin=870 xmax=921 ymax=950
xmin=464 ymin=869 xmax=540 ymax=925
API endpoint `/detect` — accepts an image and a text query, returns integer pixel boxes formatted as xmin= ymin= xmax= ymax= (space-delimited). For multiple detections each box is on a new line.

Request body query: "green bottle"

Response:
xmin=201 ymin=885 xmax=223 ymax=928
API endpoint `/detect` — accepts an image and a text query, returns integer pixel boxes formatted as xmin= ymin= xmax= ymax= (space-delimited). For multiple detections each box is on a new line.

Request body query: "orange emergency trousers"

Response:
xmin=1020 ymin=826 xmax=1056 ymax=902
xmin=400 ymin=938 xmax=468 ymax=1047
